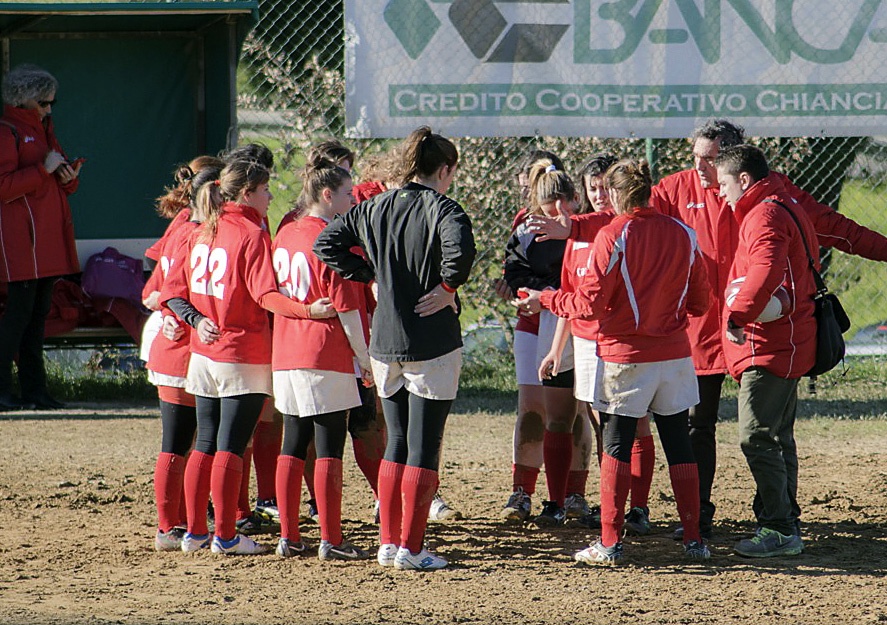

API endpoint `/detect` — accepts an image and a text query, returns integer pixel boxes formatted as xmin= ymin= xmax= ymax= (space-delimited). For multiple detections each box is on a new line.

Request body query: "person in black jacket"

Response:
xmin=314 ymin=126 xmax=475 ymax=571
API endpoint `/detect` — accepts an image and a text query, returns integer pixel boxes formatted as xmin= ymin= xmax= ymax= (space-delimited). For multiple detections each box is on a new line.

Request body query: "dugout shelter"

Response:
xmin=0 ymin=1 xmax=257 ymax=345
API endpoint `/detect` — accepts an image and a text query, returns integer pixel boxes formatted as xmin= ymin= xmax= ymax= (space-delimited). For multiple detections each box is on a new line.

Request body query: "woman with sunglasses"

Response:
xmin=0 ymin=64 xmax=83 ymax=411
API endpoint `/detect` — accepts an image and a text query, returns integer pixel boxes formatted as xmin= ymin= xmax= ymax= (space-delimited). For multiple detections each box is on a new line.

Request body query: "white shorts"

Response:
xmin=186 ymin=353 xmax=272 ymax=398
xmin=139 ymin=310 xmax=163 ymax=362
xmin=538 ymin=309 xmax=574 ymax=373
xmin=592 ymin=357 xmax=699 ymax=418
xmin=572 ymin=336 xmax=599 ymax=403
xmin=371 ymin=349 xmax=462 ymax=400
xmin=513 ymin=330 xmax=541 ymax=387
xmin=148 ymin=369 xmax=188 ymax=390
xmin=273 ymin=369 xmax=361 ymax=417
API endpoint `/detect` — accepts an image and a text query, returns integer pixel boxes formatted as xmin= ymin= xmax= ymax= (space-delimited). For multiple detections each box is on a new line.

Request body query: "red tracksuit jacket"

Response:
xmin=0 ymin=106 xmax=79 ymax=282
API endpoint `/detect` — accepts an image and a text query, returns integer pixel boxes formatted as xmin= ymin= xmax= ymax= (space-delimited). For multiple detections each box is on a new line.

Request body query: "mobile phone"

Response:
xmin=70 ymin=157 xmax=86 ymax=167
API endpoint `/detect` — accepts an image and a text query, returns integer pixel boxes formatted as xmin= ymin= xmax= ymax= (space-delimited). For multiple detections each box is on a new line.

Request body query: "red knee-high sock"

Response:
xmin=276 ymin=455 xmax=304 ymax=541
xmin=252 ymin=420 xmax=282 ymax=501
xmin=543 ymin=430 xmax=573 ymax=507
xmin=630 ymin=435 xmax=655 ymax=509
xmin=566 ymin=469 xmax=589 ymax=496
xmin=512 ymin=463 xmax=540 ymax=495
xmin=183 ymin=451 xmax=214 ymax=536
xmin=237 ymin=446 xmax=253 ymax=520
xmin=378 ymin=460 xmax=405 ymax=545
xmin=154 ymin=452 xmax=185 ymax=533
xmin=400 ymin=465 xmax=439 ymax=553
xmin=315 ymin=457 xmax=344 ymax=545
xmin=211 ymin=451 xmax=244 ymax=541
xmin=351 ymin=437 xmax=382 ymax=499
xmin=303 ymin=445 xmax=317 ymax=502
xmin=599 ymin=453 xmax=632 ymax=547
xmin=669 ymin=462 xmax=701 ymax=544
xmin=177 ymin=451 xmax=191 ymax=527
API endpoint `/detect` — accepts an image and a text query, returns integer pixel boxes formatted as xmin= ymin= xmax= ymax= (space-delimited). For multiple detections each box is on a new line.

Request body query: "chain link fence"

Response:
xmin=237 ymin=0 xmax=887 ymax=360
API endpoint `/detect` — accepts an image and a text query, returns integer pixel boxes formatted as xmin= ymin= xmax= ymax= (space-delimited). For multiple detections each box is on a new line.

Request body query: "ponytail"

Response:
xmin=526 ymin=158 xmax=576 ymax=216
xmin=399 ymin=125 xmax=458 ymax=186
xmin=605 ymin=159 xmax=652 ymax=214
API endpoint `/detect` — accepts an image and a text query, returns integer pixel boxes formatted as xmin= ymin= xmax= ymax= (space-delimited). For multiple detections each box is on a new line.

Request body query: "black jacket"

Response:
xmin=503 ymin=219 xmax=566 ymax=292
xmin=314 ymin=182 xmax=476 ymax=362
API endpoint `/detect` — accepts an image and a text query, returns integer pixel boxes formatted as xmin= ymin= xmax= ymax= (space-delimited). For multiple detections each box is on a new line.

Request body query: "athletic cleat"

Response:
xmin=575 ymin=541 xmax=623 ymax=565
xmin=304 ymin=499 xmax=319 ymax=524
xmin=623 ymin=506 xmax=651 ymax=536
xmin=428 ymin=492 xmax=462 ymax=521
xmin=684 ymin=540 xmax=711 ymax=560
xmin=567 ymin=505 xmax=602 ymax=529
xmin=734 ymin=527 xmax=804 ymax=558
xmin=672 ymin=524 xmax=713 ymax=541
xmin=393 ymin=546 xmax=448 ymax=571
xmin=500 ymin=487 xmax=532 ymax=524
xmin=254 ymin=498 xmax=280 ymax=524
xmin=235 ymin=513 xmax=276 ymax=535
xmin=532 ymin=500 xmax=566 ymax=528
xmin=181 ymin=532 xmax=211 ymax=553
xmin=211 ymin=533 xmax=270 ymax=555
xmin=377 ymin=543 xmax=398 ymax=567
xmin=276 ymin=537 xmax=311 ymax=558
xmin=564 ymin=493 xmax=593 ymax=519
xmin=318 ymin=540 xmax=370 ymax=561
xmin=154 ymin=527 xmax=185 ymax=552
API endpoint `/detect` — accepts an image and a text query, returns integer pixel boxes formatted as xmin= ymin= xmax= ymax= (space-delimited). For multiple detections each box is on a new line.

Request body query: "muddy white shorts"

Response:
xmin=186 ymin=353 xmax=272 ymax=398
xmin=538 ymin=309 xmax=574 ymax=373
xmin=572 ymin=336 xmax=599 ymax=403
xmin=371 ymin=348 xmax=462 ymax=401
xmin=592 ymin=357 xmax=698 ymax=418
xmin=513 ymin=330 xmax=541 ymax=387
xmin=273 ymin=369 xmax=361 ymax=417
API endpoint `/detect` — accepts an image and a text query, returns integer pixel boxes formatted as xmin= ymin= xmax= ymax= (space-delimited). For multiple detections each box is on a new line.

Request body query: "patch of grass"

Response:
xmin=43 ymin=350 xmax=154 ymax=403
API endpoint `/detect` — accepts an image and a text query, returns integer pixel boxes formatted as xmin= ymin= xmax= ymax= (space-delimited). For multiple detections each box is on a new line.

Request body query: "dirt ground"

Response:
xmin=1 ymin=400 xmax=886 ymax=625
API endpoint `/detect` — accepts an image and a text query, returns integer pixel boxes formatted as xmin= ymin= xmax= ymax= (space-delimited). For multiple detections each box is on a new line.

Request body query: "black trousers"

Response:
xmin=0 ymin=277 xmax=55 ymax=397
xmin=688 ymin=373 xmax=726 ymax=522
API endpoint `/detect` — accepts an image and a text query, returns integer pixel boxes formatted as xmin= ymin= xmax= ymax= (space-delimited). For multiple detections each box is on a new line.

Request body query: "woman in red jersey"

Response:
xmin=271 ymin=154 xmax=374 ymax=561
xmin=161 ymin=158 xmax=334 ymax=556
xmin=520 ymin=159 xmax=710 ymax=564
xmin=497 ymin=151 xmax=596 ymax=527
xmin=144 ymin=164 xmax=222 ymax=551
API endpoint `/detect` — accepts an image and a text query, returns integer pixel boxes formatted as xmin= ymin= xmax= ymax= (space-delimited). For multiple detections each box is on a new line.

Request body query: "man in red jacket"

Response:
xmin=715 ymin=145 xmax=815 ymax=557
xmin=649 ymin=119 xmax=887 ymax=539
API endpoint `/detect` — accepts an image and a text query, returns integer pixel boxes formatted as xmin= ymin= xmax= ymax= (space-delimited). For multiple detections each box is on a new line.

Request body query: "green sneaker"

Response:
xmin=734 ymin=527 xmax=804 ymax=558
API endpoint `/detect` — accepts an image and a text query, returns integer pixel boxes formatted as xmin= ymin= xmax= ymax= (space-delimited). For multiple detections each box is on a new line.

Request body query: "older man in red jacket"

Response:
xmin=649 ymin=120 xmax=887 ymax=539
xmin=715 ymin=145 xmax=815 ymax=557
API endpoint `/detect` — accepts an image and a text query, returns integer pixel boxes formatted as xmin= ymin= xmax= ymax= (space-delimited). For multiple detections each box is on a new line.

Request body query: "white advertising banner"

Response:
xmin=345 ymin=0 xmax=887 ymax=138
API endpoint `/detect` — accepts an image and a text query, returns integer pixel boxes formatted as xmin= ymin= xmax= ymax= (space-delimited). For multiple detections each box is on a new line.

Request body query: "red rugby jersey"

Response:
xmin=271 ymin=215 xmax=367 ymax=373
xmin=161 ymin=202 xmax=276 ymax=365
xmin=147 ymin=216 xmax=198 ymax=378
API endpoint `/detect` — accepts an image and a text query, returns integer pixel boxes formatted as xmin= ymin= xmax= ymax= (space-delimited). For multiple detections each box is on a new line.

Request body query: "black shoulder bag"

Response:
xmin=766 ymin=200 xmax=850 ymax=377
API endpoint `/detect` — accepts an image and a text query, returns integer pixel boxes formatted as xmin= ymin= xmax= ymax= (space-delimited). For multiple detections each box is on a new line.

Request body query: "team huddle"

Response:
xmin=143 ymin=119 xmax=887 ymax=570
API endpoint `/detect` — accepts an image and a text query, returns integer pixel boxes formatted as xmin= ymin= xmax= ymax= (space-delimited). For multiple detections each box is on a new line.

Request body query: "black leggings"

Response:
xmin=381 ymin=387 xmax=451 ymax=470
xmin=193 ymin=394 xmax=266 ymax=456
xmin=159 ymin=400 xmax=197 ymax=456
xmin=347 ymin=384 xmax=378 ymax=437
xmin=601 ymin=410 xmax=695 ymax=466
xmin=281 ymin=411 xmax=348 ymax=460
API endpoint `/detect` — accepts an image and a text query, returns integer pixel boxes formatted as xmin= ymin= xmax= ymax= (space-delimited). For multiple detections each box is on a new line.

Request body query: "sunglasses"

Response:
xmin=37 ymin=99 xmax=56 ymax=108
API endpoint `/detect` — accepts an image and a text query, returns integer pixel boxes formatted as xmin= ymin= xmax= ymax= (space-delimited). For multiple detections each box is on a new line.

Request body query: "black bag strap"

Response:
xmin=764 ymin=199 xmax=828 ymax=297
